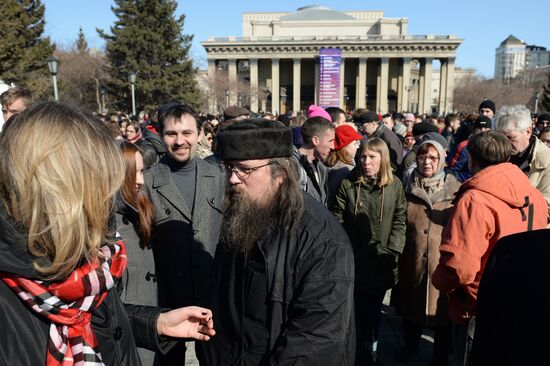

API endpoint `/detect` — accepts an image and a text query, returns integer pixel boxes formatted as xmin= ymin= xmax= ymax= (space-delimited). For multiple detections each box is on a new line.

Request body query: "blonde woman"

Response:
xmin=0 ymin=102 xmax=215 ymax=365
xmin=333 ymin=138 xmax=406 ymax=365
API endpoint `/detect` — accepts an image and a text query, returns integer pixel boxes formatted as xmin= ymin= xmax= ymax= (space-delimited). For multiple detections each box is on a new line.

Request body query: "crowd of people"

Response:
xmin=0 ymin=84 xmax=549 ymax=366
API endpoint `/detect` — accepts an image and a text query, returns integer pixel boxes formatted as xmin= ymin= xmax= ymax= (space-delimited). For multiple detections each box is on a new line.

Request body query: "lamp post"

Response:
xmin=47 ymin=56 xmax=59 ymax=101
xmin=225 ymin=89 xmax=229 ymax=108
xmin=100 ymin=87 xmax=106 ymax=113
xmin=535 ymin=92 xmax=541 ymax=114
xmin=128 ymin=72 xmax=137 ymax=116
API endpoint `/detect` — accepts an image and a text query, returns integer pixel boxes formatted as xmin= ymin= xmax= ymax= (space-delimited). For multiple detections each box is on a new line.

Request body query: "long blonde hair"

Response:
xmin=0 ymin=102 xmax=124 ymax=280
xmin=360 ymin=138 xmax=394 ymax=187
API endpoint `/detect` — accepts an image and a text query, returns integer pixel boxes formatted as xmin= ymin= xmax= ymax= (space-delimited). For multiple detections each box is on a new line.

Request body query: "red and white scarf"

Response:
xmin=1 ymin=240 xmax=127 ymax=366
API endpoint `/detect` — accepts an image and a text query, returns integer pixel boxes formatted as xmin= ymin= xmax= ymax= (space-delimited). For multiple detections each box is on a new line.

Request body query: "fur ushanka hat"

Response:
xmin=216 ymin=118 xmax=293 ymax=160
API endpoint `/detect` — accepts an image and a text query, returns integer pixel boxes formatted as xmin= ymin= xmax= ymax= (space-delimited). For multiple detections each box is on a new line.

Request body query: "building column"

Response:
xmin=399 ymin=58 xmax=411 ymax=112
xmin=377 ymin=58 xmax=389 ymax=113
xmin=207 ymin=59 xmax=216 ymax=113
xmin=314 ymin=57 xmax=320 ymax=105
xmin=438 ymin=59 xmax=448 ymax=114
xmin=228 ymin=59 xmax=238 ymax=106
xmin=339 ymin=57 xmax=346 ymax=109
xmin=356 ymin=57 xmax=367 ymax=109
xmin=249 ymin=58 xmax=259 ymax=113
xmin=293 ymin=58 xmax=301 ymax=112
xmin=420 ymin=58 xmax=433 ymax=115
xmin=445 ymin=57 xmax=456 ymax=113
xmin=271 ymin=58 xmax=280 ymax=114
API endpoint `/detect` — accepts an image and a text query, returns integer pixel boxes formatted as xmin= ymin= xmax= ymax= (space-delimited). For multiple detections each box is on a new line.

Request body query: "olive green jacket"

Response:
xmin=332 ymin=167 xmax=407 ymax=293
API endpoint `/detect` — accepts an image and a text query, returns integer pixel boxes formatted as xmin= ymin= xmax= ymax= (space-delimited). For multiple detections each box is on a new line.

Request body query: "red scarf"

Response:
xmin=1 ymin=240 xmax=127 ymax=366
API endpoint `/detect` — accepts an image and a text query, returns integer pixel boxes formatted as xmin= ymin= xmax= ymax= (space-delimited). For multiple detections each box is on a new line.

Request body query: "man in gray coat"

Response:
xmin=144 ymin=103 xmax=224 ymax=364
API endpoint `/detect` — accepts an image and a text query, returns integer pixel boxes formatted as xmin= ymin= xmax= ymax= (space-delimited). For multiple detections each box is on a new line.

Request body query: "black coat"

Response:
xmin=0 ymin=205 xmax=172 ymax=366
xmin=199 ymin=194 xmax=355 ymax=366
xmin=469 ymin=229 xmax=550 ymax=366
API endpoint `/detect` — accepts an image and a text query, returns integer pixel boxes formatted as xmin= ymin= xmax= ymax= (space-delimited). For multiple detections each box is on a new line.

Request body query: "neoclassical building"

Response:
xmin=202 ymin=6 xmax=462 ymax=114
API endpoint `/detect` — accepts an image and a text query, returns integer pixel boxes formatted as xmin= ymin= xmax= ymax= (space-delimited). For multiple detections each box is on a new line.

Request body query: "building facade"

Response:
xmin=495 ymin=35 xmax=550 ymax=82
xmin=202 ymin=6 xmax=462 ymax=114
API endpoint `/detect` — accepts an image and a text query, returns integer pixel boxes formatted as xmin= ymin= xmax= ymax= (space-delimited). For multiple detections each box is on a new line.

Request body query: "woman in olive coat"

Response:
xmin=333 ymin=138 xmax=407 ymax=365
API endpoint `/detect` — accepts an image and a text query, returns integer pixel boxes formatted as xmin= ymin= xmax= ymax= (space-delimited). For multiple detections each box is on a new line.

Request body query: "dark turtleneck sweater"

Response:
xmin=165 ymin=156 xmax=197 ymax=213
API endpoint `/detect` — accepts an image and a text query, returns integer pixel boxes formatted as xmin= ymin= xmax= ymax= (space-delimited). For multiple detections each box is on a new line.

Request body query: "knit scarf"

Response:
xmin=410 ymin=168 xmax=446 ymax=195
xmin=1 ymin=240 xmax=127 ymax=366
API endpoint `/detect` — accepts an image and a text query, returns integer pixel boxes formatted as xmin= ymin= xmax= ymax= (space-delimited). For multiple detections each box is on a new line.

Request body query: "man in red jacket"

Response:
xmin=432 ymin=131 xmax=547 ymax=366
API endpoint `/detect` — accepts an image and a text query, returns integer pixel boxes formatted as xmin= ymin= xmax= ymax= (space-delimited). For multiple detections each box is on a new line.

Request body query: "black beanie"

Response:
xmin=479 ymin=100 xmax=496 ymax=114
xmin=217 ymin=119 xmax=293 ymax=160
xmin=412 ymin=122 xmax=439 ymax=136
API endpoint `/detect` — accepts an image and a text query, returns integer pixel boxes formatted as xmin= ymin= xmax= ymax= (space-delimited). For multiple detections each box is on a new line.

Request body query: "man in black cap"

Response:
xmin=198 ymin=119 xmax=355 ymax=366
xmin=223 ymin=105 xmax=251 ymax=121
xmin=356 ymin=111 xmax=403 ymax=174
xmin=478 ymin=99 xmax=496 ymax=120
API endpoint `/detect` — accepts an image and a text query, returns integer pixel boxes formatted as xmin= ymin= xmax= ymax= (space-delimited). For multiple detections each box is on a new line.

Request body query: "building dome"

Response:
xmin=280 ymin=5 xmax=355 ymax=21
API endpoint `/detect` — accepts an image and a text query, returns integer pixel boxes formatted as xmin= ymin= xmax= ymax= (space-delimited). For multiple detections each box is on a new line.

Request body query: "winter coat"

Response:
xmin=0 ymin=204 xmax=172 ymax=366
xmin=432 ymin=162 xmax=548 ymax=325
xmin=370 ymin=124 xmax=404 ymax=172
xmin=332 ymin=167 xmax=407 ymax=293
xmin=526 ymin=137 xmax=550 ymax=218
xmin=143 ymin=157 xmax=224 ymax=308
xmin=115 ymin=194 xmax=158 ymax=366
xmin=292 ymin=147 xmax=329 ymax=206
xmin=327 ymin=160 xmax=354 ymax=209
xmin=199 ymin=193 xmax=355 ymax=366
xmin=392 ymin=172 xmax=461 ymax=326
xmin=469 ymin=229 xmax=550 ymax=366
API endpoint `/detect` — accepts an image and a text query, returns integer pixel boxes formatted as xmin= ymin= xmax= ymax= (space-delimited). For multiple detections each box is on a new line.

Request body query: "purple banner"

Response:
xmin=319 ymin=48 xmax=341 ymax=108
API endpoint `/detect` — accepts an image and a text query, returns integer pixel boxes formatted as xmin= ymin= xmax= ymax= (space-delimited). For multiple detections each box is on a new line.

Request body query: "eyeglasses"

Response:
xmin=223 ymin=162 xmax=273 ymax=181
xmin=417 ymin=155 xmax=439 ymax=162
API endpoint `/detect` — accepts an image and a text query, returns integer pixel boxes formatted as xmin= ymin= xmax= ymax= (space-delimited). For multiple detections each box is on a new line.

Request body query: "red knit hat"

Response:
xmin=334 ymin=125 xmax=363 ymax=151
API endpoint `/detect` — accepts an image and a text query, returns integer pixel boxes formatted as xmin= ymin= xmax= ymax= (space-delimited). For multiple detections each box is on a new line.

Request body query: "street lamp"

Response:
xmin=535 ymin=92 xmax=541 ymax=114
xmin=100 ymin=87 xmax=106 ymax=113
xmin=47 ymin=56 xmax=59 ymax=101
xmin=128 ymin=72 xmax=137 ymax=116
xmin=225 ymin=89 xmax=229 ymax=108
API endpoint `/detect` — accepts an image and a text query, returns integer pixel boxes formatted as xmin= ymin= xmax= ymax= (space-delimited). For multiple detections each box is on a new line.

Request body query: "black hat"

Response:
xmin=217 ymin=119 xmax=293 ymax=160
xmin=537 ymin=114 xmax=550 ymax=124
xmin=223 ymin=105 xmax=250 ymax=121
xmin=356 ymin=111 xmax=380 ymax=124
xmin=412 ymin=122 xmax=439 ymax=136
xmin=474 ymin=116 xmax=492 ymax=130
xmin=479 ymin=100 xmax=496 ymax=114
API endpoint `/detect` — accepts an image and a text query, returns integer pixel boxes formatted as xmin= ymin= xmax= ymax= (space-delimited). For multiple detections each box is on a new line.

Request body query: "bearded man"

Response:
xmin=197 ymin=119 xmax=355 ymax=366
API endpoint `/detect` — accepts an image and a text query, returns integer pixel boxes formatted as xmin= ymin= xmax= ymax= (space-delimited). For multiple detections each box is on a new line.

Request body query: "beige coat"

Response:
xmin=527 ymin=137 xmax=550 ymax=220
xmin=392 ymin=172 xmax=460 ymax=326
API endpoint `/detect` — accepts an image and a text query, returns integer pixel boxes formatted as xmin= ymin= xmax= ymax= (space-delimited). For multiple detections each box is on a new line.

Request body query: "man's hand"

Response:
xmin=157 ymin=306 xmax=216 ymax=341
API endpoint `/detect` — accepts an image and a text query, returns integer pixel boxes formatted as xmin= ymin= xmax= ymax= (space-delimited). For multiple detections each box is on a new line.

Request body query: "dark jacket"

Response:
xmin=144 ymin=157 xmax=224 ymax=308
xmin=332 ymin=167 xmax=407 ymax=293
xmin=200 ymin=194 xmax=355 ymax=366
xmin=292 ymin=146 xmax=329 ymax=207
xmin=0 ymin=204 xmax=172 ymax=366
xmin=470 ymin=229 xmax=550 ymax=366
xmin=115 ymin=194 xmax=158 ymax=365
xmin=370 ymin=124 xmax=404 ymax=174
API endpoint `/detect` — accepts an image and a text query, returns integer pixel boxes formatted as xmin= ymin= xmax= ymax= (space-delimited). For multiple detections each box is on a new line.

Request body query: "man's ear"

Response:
xmin=311 ymin=135 xmax=320 ymax=146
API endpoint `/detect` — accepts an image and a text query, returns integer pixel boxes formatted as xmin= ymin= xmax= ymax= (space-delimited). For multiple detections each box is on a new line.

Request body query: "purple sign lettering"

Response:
xmin=319 ymin=48 xmax=341 ymax=108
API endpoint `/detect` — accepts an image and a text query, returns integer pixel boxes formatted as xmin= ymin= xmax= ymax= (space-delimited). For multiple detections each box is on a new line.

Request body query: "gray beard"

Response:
xmin=220 ymin=186 xmax=278 ymax=256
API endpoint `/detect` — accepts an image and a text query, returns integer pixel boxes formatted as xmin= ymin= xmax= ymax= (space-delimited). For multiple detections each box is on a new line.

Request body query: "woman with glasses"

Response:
xmin=124 ymin=119 xmax=159 ymax=169
xmin=392 ymin=139 xmax=461 ymax=365
xmin=332 ymin=138 xmax=406 ymax=365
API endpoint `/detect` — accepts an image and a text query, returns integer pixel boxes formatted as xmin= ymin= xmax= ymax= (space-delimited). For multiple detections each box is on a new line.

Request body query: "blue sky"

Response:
xmin=42 ymin=1 xmax=549 ymax=78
